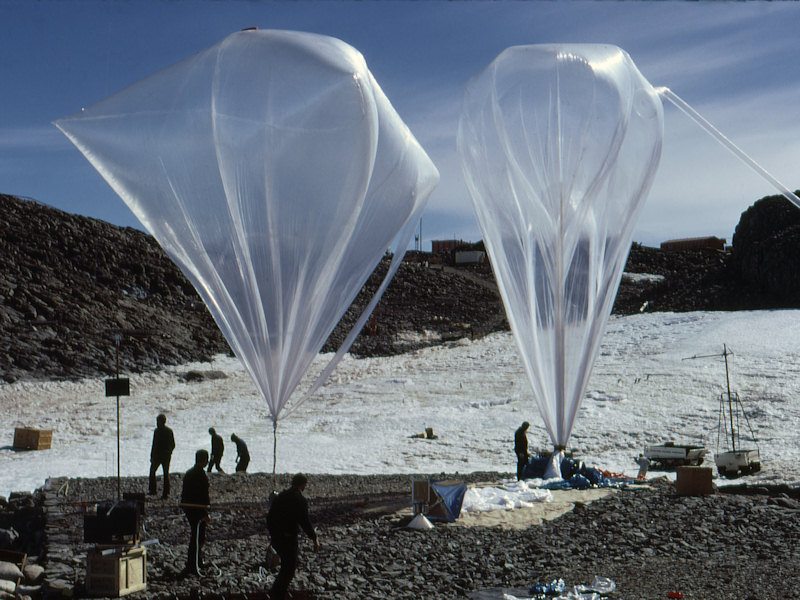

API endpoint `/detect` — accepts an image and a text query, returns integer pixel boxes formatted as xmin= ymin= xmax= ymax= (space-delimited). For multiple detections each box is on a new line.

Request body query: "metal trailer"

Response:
xmin=715 ymin=449 xmax=761 ymax=479
xmin=644 ymin=442 xmax=707 ymax=469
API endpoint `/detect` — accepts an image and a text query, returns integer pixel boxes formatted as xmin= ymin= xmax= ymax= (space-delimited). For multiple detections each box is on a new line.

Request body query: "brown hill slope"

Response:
xmin=0 ymin=194 xmax=230 ymax=382
xmin=0 ymin=194 xmax=504 ymax=382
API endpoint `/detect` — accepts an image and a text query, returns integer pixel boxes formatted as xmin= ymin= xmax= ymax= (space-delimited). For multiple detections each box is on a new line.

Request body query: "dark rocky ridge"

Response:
xmin=2 ymin=191 xmax=799 ymax=384
xmin=731 ymin=193 xmax=800 ymax=298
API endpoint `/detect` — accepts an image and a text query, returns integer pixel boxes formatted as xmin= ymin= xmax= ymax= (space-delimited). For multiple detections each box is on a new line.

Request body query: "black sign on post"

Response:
xmin=105 ymin=378 xmax=131 ymax=397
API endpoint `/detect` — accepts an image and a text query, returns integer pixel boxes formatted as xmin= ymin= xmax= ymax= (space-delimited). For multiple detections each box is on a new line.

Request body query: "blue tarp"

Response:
xmin=522 ymin=456 xmax=614 ymax=489
xmin=428 ymin=479 xmax=467 ymax=522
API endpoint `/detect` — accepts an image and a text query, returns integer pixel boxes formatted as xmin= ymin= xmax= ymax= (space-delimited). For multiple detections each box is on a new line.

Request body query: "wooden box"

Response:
xmin=13 ymin=428 xmax=52 ymax=450
xmin=86 ymin=546 xmax=146 ymax=597
xmin=676 ymin=466 xmax=714 ymax=496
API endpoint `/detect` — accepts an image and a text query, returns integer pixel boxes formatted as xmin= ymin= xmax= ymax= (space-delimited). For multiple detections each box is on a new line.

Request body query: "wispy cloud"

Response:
xmin=0 ymin=125 xmax=71 ymax=151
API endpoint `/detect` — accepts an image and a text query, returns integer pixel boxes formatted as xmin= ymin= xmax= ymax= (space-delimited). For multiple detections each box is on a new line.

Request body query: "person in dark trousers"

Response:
xmin=207 ymin=427 xmax=224 ymax=472
xmin=231 ymin=433 xmax=250 ymax=473
xmin=148 ymin=414 xmax=175 ymax=498
xmin=181 ymin=449 xmax=210 ymax=576
xmin=514 ymin=421 xmax=530 ymax=480
xmin=267 ymin=473 xmax=320 ymax=600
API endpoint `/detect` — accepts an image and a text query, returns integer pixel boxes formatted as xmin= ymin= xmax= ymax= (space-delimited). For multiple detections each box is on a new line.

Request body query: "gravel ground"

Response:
xmin=51 ymin=472 xmax=800 ymax=600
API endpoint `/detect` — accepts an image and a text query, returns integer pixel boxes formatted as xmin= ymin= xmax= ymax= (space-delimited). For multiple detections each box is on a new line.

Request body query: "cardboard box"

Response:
xmin=676 ymin=466 xmax=714 ymax=496
xmin=13 ymin=428 xmax=52 ymax=450
xmin=86 ymin=546 xmax=146 ymax=597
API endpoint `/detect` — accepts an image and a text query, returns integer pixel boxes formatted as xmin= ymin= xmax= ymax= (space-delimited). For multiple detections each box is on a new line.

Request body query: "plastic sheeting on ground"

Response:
xmin=461 ymin=479 xmax=553 ymax=513
xmin=462 ymin=463 xmax=629 ymax=516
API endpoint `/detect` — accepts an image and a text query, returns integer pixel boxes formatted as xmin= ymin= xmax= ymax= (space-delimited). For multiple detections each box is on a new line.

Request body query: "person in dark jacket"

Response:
xmin=231 ymin=433 xmax=250 ymax=473
xmin=148 ymin=414 xmax=175 ymax=498
xmin=267 ymin=473 xmax=319 ymax=600
xmin=181 ymin=449 xmax=210 ymax=576
xmin=207 ymin=427 xmax=224 ymax=473
xmin=514 ymin=421 xmax=530 ymax=480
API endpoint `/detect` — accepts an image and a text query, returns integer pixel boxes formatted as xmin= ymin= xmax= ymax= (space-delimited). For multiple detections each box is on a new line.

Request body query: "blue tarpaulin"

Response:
xmin=522 ymin=456 xmax=613 ymax=489
xmin=428 ymin=479 xmax=467 ymax=522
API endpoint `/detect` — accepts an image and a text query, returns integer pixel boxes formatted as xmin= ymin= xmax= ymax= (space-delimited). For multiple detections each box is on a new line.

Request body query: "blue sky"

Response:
xmin=1 ymin=1 xmax=799 ymax=248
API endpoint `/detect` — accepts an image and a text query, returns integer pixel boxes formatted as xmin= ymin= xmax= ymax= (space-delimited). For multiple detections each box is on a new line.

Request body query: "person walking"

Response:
xmin=181 ymin=449 xmax=210 ymax=576
xmin=231 ymin=433 xmax=250 ymax=473
xmin=207 ymin=427 xmax=224 ymax=473
xmin=267 ymin=473 xmax=319 ymax=600
xmin=514 ymin=421 xmax=530 ymax=480
xmin=148 ymin=414 xmax=175 ymax=499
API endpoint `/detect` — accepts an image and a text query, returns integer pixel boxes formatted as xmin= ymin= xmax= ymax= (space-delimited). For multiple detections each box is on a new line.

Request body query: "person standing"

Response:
xmin=148 ymin=414 xmax=175 ymax=499
xmin=181 ymin=449 xmax=210 ymax=576
xmin=207 ymin=427 xmax=224 ymax=473
xmin=514 ymin=421 xmax=530 ymax=481
xmin=636 ymin=454 xmax=650 ymax=480
xmin=231 ymin=433 xmax=250 ymax=473
xmin=267 ymin=473 xmax=320 ymax=600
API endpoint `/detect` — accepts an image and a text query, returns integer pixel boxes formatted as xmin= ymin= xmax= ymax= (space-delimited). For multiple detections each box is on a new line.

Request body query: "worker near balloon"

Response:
xmin=514 ymin=422 xmax=530 ymax=481
xmin=148 ymin=413 xmax=175 ymax=499
xmin=207 ymin=428 xmax=225 ymax=473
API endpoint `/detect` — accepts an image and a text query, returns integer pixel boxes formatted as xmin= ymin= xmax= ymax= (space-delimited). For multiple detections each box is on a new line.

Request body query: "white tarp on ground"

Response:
xmin=461 ymin=479 xmax=553 ymax=513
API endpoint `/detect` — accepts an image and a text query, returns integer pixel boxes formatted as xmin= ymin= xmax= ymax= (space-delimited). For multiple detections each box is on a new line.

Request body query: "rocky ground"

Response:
xmin=15 ymin=473 xmax=797 ymax=600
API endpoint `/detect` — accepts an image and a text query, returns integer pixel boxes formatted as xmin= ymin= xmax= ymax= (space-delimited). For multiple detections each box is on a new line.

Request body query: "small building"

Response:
xmin=660 ymin=236 xmax=726 ymax=252
xmin=454 ymin=250 xmax=487 ymax=265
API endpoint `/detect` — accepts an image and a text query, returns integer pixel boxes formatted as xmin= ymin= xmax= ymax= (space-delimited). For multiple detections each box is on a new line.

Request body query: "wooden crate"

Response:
xmin=12 ymin=428 xmax=52 ymax=450
xmin=676 ymin=466 xmax=714 ymax=496
xmin=86 ymin=546 xmax=146 ymax=597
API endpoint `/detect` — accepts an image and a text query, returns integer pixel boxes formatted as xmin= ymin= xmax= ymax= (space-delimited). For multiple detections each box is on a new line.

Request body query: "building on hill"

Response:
xmin=660 ymin=236 xmax=727 ymax=252
xmin=431 ymin=239 xmax=489 ymax=265
xmin=454 ymin=250 xmax=487 ymax=265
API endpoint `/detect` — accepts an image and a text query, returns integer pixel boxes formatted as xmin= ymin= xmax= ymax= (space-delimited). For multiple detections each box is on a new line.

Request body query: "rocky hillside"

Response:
xmin=0 ymin=194 xmax=502 ymax=383
xmin=1 ymin=192 xmax=798 ymax=383
xmin=731 ymin=193 xmax=800 ymax=299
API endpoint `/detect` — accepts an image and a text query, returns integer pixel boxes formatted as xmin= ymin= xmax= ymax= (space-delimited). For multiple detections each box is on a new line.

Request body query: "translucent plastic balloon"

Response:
xmin=56 ymin=29 xmax=439 ymax=424
xmin=458 ymin=44 xmax=663 ymax=449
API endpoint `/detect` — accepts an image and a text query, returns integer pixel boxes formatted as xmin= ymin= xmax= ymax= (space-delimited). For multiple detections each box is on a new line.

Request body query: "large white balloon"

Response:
xmin=458 ymin=44 xmax=663 ymax=449
xmin=56 ymin=29 xmax=439 ymax=423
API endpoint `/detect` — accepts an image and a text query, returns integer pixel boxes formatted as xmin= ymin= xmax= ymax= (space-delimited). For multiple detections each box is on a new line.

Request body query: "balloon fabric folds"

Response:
xmin=56 ymin=30 xmax=439 ymax=424
xmin=458 ymin=45 xmax=663 ymax=449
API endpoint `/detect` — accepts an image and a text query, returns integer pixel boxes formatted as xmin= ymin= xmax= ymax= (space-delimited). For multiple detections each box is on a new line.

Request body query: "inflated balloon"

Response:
xmin=458 ymin=44 xmax=663 ymax=451
xmin=56 ymin=30 xmax=439 ymax=426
